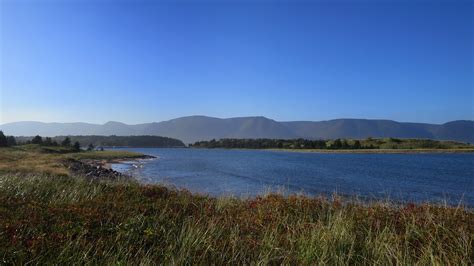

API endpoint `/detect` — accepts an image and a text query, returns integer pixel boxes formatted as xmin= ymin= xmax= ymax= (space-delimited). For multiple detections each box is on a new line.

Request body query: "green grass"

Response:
xmin=0 ymin=146 xmax=472 ymax=264
xmin=0 ymin=173 xmax=472 ymax=264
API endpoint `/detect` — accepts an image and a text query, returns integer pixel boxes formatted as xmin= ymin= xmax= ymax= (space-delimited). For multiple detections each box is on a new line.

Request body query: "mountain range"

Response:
xmin=1 ymin=116 xmax=473 ymax=144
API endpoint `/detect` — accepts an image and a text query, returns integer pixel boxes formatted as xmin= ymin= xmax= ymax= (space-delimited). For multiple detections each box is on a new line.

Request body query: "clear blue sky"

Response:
xmin=1 ymin=0 xmax=473 ymax=124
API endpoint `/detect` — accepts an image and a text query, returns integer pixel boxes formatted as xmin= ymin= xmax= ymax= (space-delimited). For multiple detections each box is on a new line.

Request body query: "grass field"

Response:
xmin=0 ymin=145 xmax=145 ymax=176
xmin=0 ymin=146 xmax=472 ymax=264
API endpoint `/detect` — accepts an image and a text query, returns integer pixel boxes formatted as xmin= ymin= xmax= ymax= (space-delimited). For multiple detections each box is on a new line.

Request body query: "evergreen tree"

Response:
xmin=6 ymin=136 xmax=16 ymax=146
xmin=44 ymin=137 xmax=53 ymax=146
xmin=0 ymin=131 xmax=7 ymax=147
xmin=87 ymin=143 xmax=95 ymax=151
xmin=31 ymin=135 xmax=43 ymax=145
xmin=332 ymin=139 xmax=342 ymax=149
xmin=341 ymin=139 xmax=350 ymax=149
xmin=61 ymin=137 xmax=71 ymax=147
xmin=353 ymin=140 xmax=361 ymax=149
xmin=320 ymin=140 xmax=328 ymax=149
xmin=73 ymin=141 xmax=81 ymax=151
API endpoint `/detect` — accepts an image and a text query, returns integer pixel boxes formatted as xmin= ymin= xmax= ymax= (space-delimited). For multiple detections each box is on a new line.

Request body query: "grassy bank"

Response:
xmin=0 ymin=145 xmax=146 ymax=176
xmin=0 ymin=174 xmax=472 ymax=264
xmin=0 ymin=147 xmax=472 ymax=264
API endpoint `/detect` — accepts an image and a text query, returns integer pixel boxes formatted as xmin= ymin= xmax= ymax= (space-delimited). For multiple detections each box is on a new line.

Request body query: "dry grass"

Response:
xmin=0 ymin=146 xmax=472 ymax=264
xmin=0 ymin=147 xmax=69 ymax=176
xmin=0 ymin=174 xmax=472 ymax=264
xmin=0 ymin=146 xmax=144 ymax=176
xmin=67 ymin=150 xmax=147 ymax=160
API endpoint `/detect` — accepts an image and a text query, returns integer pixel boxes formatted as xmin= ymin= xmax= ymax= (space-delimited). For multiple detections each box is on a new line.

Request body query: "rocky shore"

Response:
xmin=63 ymin=154 xmax=155 ymax=180
xmin=63 ymin=159 xmax=128 ymax=180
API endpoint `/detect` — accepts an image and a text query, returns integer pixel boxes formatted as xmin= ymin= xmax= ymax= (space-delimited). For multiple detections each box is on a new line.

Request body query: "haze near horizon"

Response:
xmin=1 ymin=0 xmax=473 ymax=124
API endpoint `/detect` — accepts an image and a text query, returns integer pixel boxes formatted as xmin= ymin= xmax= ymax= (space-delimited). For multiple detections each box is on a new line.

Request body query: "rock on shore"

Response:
xmin=64 ymin=159 xmax=130 ymax=181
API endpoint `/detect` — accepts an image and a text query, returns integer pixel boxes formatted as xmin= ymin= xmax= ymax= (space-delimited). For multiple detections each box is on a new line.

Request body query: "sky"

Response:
xmin=0 ymin=0 xmax=473 ymax=125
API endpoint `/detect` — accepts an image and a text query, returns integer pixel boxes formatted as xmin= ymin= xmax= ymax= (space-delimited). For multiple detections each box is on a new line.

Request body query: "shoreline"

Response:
xmin=92 ymin=149 xmax=473 ymax=207
xmin=1 ymin=147 xmax=473 ymax=263
xmin=190 ymin=147 xmax=474 ymax=154
xmin=75 ymin=157 xmax=474 ymax=208
xmin=93 ymin=154 xmax=156 ymax=169
xmin=267 ymin=148 xmax=474 ymax=154
xmin=66 ymin=154 xmax=156 ymax=180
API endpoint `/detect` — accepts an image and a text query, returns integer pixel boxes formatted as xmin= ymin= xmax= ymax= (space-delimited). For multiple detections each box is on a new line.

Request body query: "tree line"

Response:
xmin=0 ymin=132 xmax=87 ymax=151
xmin=49 ymin=135 xmax=185 ymax=148
xmin=190 ymin=137 xmax=471 ymax=150
xmin=27 ymin=135 xmax=83 ymax=151
xmin=4 ymin=134 xmax=185 ymax=149
xmin=0 ymin=131 xmax=16 ymax=147
xmin=190 ymin=138 xmax=371 ymax=150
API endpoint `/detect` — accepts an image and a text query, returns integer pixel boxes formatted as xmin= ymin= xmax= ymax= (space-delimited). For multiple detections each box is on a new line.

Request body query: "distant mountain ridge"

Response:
xmin=1 ymin=116 xmax=473 ymax=144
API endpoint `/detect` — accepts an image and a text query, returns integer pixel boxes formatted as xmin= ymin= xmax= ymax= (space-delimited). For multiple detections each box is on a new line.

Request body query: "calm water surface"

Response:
xmin=111 ymin=148 xmax=474 ymax=205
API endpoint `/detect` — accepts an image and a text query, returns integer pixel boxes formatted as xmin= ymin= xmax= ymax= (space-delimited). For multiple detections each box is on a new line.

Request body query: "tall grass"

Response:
xmin=0 ymin=174 xmax=472 ymax=264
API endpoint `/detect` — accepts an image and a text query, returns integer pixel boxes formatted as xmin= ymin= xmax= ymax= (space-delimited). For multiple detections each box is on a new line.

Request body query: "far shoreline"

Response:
xmin=189 ymin=147 xmax=474 ymax=154
xmin=266 ymin=148 xmax=474 ymax=154
xmin=110 ymin=146 xmax=474 ymax=154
